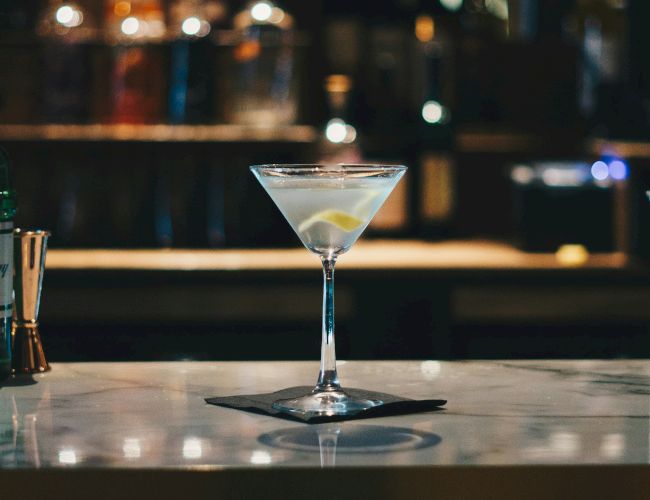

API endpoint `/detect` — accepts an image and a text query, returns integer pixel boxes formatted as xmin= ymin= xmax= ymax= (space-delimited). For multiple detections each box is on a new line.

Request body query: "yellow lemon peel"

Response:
xmin=298 ymin=209 xmax=363 ymax=233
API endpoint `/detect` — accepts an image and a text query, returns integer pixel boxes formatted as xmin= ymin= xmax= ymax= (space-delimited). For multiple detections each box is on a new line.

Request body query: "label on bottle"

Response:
xmin=0 ymin=221 xmax=12 ymax=319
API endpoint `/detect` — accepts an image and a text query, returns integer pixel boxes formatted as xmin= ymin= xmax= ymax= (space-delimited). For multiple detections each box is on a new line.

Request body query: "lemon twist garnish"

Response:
xmin=298 ymin=209 xmax=363 ymax=233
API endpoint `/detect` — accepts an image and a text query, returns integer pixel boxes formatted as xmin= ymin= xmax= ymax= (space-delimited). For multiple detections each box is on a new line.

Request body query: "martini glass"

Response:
xmin=250 ymin=164 xmax=406 ymax=417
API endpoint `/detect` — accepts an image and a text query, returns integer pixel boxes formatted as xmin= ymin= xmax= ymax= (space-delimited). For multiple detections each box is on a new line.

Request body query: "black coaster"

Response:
xmin=205 ymin=386 xmax=446 ymax=424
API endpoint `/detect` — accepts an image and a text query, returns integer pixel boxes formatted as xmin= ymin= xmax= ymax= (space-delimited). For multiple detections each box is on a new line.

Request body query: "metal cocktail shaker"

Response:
xmin=12 ymin=229 xmax=50 ymax=374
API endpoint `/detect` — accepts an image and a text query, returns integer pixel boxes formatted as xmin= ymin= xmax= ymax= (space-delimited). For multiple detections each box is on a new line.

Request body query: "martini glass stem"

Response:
xmin=316 ymin=256 xmax=340 ymax=392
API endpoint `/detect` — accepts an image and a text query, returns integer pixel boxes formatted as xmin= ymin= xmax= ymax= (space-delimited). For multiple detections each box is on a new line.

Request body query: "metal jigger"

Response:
xmin=11 ymin=229 xmax=50 ymax=374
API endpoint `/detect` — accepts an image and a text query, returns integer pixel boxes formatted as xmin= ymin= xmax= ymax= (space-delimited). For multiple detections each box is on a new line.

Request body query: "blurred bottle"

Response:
xmin=168 ymin=0 xmax=227 ymax=123
xmin=37 ymin=1 xmax=98 ymax=123
xmin=566 ymin=0 xmax=630 ymax=137
xmin=414 ymin=13 xmax=455 ymax=239
xmin=225 ymin=1 xmax=300 ymax=125
xmin=0 ymin=149 xmax=16 ymax=380
xmin=105 ymin=0 xmax=167 ymax=123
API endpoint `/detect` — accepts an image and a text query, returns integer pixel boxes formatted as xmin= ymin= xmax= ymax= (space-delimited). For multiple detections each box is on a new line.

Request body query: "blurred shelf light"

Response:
xmin=542 ymin=167 xmax=585 ymax=187
xmin=121 ymin=16 xmax=140 ymax=35
xmin=415 ymin=15 xmax=435 ymax=42
xmin=114 ymin=1 xmax=131 ymax=17
xmin=555 ymin=244 xmax=589 ymax=267
xmin=182 ymin=16 xmax=201 ymax=36
xmin=607 ymin=159 xmax=628 ymax=180
xmin=590 ymin=161 xmax=609 ymax=181
xmin=55 ymin=4 xmax=83 ymax=27
xmin=325 ymin=118 xmax=356 ymax=144
xmin=439 ymin=0 xmax=463 ymax=12
xmin=510 ymin=164 xmax=535 ymax=185
xmin=251 ymin=1 xmax=273 ymax=22
xmin=268 ymin=7 xmax=285 ymax=24
xmin=422 ymin=100 xmax=448 ymax=124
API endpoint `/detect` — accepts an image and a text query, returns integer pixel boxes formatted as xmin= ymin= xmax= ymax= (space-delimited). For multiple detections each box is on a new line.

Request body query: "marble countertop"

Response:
xmin=1 ymin=360 xmax=650 ymax=499
xmin=1 ymin=359 xmax=648 ymax=468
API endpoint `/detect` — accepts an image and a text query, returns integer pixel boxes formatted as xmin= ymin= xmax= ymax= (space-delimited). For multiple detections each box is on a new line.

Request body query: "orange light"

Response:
xmin=415 ymin=15 xmax=434 ymax=42
xmin=114 ymin=1 xmax=131 ymax=17
xmin=234 ymin=40 xmax=261 ymax=62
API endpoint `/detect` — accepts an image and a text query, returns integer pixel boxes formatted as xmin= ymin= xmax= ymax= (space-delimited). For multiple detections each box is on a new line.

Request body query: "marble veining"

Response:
xmin=1 ymin=360 xmax=650 ymax=468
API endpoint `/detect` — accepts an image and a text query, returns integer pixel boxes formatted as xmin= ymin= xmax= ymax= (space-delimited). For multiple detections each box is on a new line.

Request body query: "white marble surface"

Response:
xmin=1 ymin=360 xmax=649 ymax=469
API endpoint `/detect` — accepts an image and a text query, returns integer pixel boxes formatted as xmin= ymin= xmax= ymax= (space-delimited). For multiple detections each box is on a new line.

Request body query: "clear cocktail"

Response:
xmin=251 ymin=164 xmax=407 ymax=417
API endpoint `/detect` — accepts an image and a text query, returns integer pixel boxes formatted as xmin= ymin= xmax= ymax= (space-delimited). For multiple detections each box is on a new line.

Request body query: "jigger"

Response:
xmin=11 ymin=229 xmax=50 ymax=374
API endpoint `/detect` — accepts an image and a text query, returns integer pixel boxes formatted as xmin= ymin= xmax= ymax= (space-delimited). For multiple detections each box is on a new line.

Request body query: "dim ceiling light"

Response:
xmin=422 ymin=100 xmax=445 ymax=124
xmin=439 ymin=0 xmax=463 ymax=12
xmin=251 ymin=1 xmax=273 ymax=22
xmin=182 ymin=16 xmax=201 ymax=36
xmin=121 ymin=16 xmax=140 ymax=35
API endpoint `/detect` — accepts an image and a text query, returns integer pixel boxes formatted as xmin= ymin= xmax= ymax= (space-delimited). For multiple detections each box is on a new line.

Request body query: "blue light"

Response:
xmin=608 ymin=160 xmax=628 ymax=180
xmin=590 ymin=161 xmax=609 ymax=181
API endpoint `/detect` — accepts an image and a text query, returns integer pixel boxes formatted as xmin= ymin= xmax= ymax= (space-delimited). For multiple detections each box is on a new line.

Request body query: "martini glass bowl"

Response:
xmin=251 ymin=164 xmax=407 ymax=418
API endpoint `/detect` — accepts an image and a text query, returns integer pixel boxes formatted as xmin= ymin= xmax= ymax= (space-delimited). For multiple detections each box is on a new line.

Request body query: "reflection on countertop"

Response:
xmin=0 ymin=360 xmax=649 ymax=469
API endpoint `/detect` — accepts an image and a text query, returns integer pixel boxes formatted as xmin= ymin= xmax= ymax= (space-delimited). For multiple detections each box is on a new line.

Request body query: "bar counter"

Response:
xmin=1 ymin=360 xmax=649 ymax=499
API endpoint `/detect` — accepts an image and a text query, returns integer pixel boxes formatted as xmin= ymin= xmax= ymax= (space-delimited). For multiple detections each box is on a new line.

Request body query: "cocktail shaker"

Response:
xmin=12 ymin=229 xmax=50 ymax=374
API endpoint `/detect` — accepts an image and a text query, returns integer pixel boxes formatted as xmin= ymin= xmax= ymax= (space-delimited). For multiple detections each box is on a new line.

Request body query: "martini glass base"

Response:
xmin=272 ymin=389 xmax=383 ymax=418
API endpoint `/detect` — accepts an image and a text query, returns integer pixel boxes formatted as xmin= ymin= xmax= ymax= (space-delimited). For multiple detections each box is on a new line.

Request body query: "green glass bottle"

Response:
xmin=0 ymin=148 xmax=16 ymax=380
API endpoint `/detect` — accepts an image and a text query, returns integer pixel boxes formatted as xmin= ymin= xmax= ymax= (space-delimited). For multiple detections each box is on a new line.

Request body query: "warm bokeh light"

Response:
xmin=415 ymin=15 xmax=435 ymax=42
xmin=422 ymin=100 xmax=445 ymax=124
xmin=555 ymin=244 xmax=589 ymax=267
xmin=251 ymin=1 xmax=273 ymax=22
xmin=56 ymin=5 xmax=83 ymax=28
xmin=511 ymin=165 xmax=535 ymax=185
xmin=114 ymin=1 xmax=131 ymax=17
xmin=325 ymin=119 xmax=347 ymax=143
xmin=268 ymin=7 xmax=285 ymax=24
xmin=181 ymin=16 xmax=201 ymax=36
xmin=121 ymin=16 xmax=140 ymax=35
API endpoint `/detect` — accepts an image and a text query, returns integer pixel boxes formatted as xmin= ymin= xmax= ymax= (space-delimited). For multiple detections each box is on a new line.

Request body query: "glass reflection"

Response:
xmin=259 ymin=424 xmax=442 ymax=467
xmin=58 ymin=448 xmax=77 ymax=465
xmin=123 ymin=438 xmax=142 ymax=459
xmin=182 ymin=437 xmax=203 ymax=459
